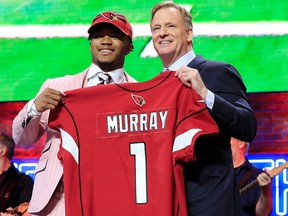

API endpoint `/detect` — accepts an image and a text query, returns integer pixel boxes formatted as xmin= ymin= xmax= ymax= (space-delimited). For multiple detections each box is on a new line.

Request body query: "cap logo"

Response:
xmin=88 ymin=11 xmax=133 ymax=40
xmin=100 ymin=12 xmax=126 ymax=24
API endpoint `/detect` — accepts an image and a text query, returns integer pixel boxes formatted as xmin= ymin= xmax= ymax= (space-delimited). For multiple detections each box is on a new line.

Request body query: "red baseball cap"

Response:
xmin=88 ymin=12 xmax=133 ymax=40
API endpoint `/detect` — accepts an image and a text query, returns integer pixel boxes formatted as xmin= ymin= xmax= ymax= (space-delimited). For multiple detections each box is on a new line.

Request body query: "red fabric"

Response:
xmin=49 ymin=71 xmax=218 ymax=216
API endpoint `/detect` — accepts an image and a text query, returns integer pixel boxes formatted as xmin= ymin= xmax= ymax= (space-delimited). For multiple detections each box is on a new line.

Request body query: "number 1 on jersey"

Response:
xmin=130 ymin=142 xmax=148 ymax=204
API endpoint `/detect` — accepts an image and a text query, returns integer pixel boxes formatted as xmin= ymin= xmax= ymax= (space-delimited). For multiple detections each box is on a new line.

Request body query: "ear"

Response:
xmin=187 ymin=27 xmax=193 ymax=43
xmin=125 ymin=42 xmax=133 ymax=55
xmin=0 ymin=145 xmax=7 ymax=156
xmin=238 ymin=140 xmax=246 ymax=149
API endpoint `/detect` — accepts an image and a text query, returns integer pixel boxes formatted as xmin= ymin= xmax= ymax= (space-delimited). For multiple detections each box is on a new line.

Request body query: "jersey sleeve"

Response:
xmin=48 ymin=96 xmax=83 ymax=216
xmin=48 ymin=99 xmax=79 ymax=164
xmin=172 ymin=86 xmax=219 ymax=162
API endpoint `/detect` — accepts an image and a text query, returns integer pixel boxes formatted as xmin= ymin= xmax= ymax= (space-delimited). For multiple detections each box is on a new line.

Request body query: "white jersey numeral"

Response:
xmin=130 ymin=142 xmax=148 ymax=204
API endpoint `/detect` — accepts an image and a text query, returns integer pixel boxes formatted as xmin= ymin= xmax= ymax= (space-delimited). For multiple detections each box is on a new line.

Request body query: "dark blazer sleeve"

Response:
xmin=189 ymin=56 xmax=257 ymax=142
xmin=184 ymin=56 xmax=253 ymax=215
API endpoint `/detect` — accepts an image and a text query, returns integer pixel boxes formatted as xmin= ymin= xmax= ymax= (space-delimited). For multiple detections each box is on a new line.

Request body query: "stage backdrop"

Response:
xmin=0 ymin=0 xmax=287 ymax=101
xmin=1 ymin=1 xmax=288 ymax=215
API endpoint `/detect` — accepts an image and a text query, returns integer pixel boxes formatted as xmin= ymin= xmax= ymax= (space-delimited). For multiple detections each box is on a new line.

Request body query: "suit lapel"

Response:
xmin=124 ymin=72 xmax=137 ymax=83
xmin=71 ymin=69 xmax=89 ymax=88
xmin=187 ymin=55 xmax=206 ymax=70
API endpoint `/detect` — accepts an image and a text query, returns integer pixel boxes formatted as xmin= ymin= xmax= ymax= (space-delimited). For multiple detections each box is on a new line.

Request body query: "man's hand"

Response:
xmin=0 ymin=212 xmax=31 ymax=216
xmin=0 ymin=207 xmax=15 ymax=216
xmin=257 ymin=169 xmax=273 ymax=187
xmin=34 ymin=88 xmax=65 ymax=112
xmin=175 ymin=66 xmax=208 ymax=100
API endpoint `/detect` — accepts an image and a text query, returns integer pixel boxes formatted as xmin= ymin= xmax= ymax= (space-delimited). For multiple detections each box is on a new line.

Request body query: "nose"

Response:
xmin=100 ymin=35 xmax=113 ymax=44
xmin=159 ymin=27 xmax=168 ymax=37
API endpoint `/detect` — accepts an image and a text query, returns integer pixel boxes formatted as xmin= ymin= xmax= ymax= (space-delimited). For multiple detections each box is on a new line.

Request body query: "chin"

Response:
xmin=157 ymin=50 xmax=173 ymax=58
xmin=98 ymin=61 xmax=114 ymax=67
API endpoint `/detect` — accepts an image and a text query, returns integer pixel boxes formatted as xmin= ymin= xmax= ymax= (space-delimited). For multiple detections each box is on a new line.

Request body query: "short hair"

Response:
xmin=150 ymin=1 xmax=193 ymax=29
xmin=0 ymin=131 xmax=15 ymax=160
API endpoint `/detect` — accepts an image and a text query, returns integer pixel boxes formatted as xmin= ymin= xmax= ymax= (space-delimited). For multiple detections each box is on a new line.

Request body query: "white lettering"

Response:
xmin=150 ymin=112 xmax=158 ymax=130
xmin=108 ymin=116 xmax=118 ymax=133
xmin=159 ymin=111 xmax=168 ymax=129
xmin=106 ymin=110 xmax=169 ymax=134
xmin=119 ymin=115 xmax=129 ymax=132
xmin=130 ymin=114 xmax=138 ymax=132
xmin=139 ymin=114 xmax=148 ymax=131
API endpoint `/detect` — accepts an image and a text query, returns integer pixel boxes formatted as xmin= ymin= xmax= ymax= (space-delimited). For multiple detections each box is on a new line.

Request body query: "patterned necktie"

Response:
xmin=97 ymin=72 xmax=112 ymax=85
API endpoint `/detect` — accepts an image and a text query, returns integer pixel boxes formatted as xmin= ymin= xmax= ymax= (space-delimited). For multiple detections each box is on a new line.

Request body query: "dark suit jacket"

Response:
xmin=184 ymin=55 xmax=257 ymax=216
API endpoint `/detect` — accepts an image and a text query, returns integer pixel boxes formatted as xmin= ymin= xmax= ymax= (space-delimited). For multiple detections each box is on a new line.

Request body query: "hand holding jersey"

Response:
xmin=49 ymin=71 xmax=218 ymax=216
xmin=175 ymin=66 xmax=208 ymax=100
xmin=150 ymin=2 xmax=257 ymax=215
xmin=34 ymin=88 xmax=65 ymax=113
xmin=12 ymin=11 xmax=136 ymax=215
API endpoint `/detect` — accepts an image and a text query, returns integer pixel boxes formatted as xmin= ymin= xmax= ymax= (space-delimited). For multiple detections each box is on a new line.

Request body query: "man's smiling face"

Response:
xmin=150 ymin=7 xmax=192 ymax=67
xmin=90 ymin=23 xmax=131 ymax=71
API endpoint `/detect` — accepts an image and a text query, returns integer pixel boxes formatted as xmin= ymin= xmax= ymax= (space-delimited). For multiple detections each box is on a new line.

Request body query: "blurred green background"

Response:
xmin=0 ymin=0 xmax=287 ymax=101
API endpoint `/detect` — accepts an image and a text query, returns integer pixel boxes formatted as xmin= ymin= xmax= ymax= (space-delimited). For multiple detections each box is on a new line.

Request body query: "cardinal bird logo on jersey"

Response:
xmin=131 ymin=94 xmax=146 ymax=107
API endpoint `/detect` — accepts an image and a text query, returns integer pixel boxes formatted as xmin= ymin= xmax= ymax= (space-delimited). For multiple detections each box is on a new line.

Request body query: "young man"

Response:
xmin=12 ymin=11 xmax=136 ymax=215
xmin=0 ymin=131 xmax=33 ymax=215
xmin=231 ymin=137 xmax=273 ymax=216
xmin=150 ymin=2 xmax=257 ymax=215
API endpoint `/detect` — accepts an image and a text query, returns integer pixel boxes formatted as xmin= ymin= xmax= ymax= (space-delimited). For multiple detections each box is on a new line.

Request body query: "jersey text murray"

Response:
xmin=107 ymin=111 xmax=168 ymax=133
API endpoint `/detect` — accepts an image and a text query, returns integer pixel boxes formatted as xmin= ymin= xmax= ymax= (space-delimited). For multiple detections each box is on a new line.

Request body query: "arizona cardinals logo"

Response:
xmin=99 ymin=12 xmax=127 ymax=23
xmin=131 ymin=94 xmax=146 ymax=107
xmin=109 ymin=14 xmax=118 ymax=21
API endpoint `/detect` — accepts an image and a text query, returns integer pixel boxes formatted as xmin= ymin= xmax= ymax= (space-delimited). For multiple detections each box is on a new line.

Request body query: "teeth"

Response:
xmin=160 ymin=41 xmax=170 ymax=44
xmin=101 ymin=49 xmax=112 ymax=52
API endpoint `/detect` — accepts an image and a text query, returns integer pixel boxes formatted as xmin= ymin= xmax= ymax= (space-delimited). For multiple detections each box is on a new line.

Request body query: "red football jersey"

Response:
xmin=49 ymin=71 xmax=218 ymax=216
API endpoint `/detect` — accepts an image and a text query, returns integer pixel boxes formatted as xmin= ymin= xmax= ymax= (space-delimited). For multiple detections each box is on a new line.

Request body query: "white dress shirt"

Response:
xmin=86 ymin=63 xmax=126 ymax=86
xmin=162 ymin=50 xmax=215 ymax=109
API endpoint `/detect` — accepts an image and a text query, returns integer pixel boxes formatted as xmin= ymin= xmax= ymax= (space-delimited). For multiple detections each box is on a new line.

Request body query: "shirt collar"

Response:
xmin=162 ymin=50 xmax=196 ymax=71
xmin=234 ymin=159 xmax=252 ymax=174
xmin=87 ymin=63 xmax=126 ymax=83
